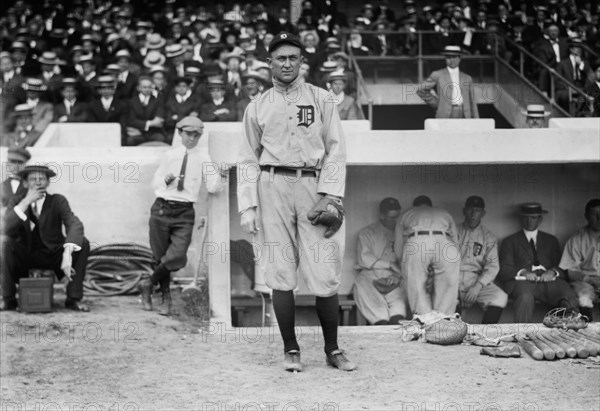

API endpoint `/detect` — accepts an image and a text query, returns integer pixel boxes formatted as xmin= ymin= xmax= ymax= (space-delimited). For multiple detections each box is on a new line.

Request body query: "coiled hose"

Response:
xmin=84 ymin=243 xmax=154 ymax=296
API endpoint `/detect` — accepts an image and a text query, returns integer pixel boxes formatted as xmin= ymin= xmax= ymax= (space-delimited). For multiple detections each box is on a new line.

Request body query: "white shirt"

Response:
xmin=138 ymin=93 xmax=149 ymax=106
xmin=212 ymin=96 xmax=224 ymax=106
xmin=175 ymin=90 xmax=192 ymax=103
xmin=569 ymin=55 xmax=584 ymax=79
xmin=119 ymin=71 xmax=129 ymax=83
xmin=64 ymin=98 xmax=76 ymax=114
xmin=10 ymin=178 xmax=20 ymax=194
xmin=523 ymin=229 xmax=539 ymax=246
xmin=85 ymin=71 xmax=97 ymax=82
xmin=3 ymin=70 xmax=14 ymax=83
xmin=447 ymin=66 xmax=464 ymax=106
xmin=101 ymin=96 xmax=113 ymax=111
xmin=152 ymin=145 xmax=224 ymax=202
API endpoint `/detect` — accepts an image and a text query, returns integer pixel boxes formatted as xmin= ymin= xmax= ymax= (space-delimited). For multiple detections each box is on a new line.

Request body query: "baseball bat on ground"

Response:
xmin=558 ymin=330 xmax=598 ymax=356
xmin=536 ymin=333 xmax=566 ymax=359
xmin=551 ymin=331 xmax=589 ymax=358
xmin=527 ymin=334 xmax=556 ymax=360
xmin=517 ymin=338 xmax=544 ymax=360
xmin=568 ymin=330 xmax=600 ymax=352
xmin=542 ymin=332 xmax=577 ymax=358
xmin=578 ymin=329 xmax=600 ymax=344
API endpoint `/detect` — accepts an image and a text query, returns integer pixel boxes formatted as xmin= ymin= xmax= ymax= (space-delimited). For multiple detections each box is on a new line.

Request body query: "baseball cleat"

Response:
xmin=326 ymin=349 xmax=357 ymax=371
xmin=283 ymin=350 xmax=303 ymax=372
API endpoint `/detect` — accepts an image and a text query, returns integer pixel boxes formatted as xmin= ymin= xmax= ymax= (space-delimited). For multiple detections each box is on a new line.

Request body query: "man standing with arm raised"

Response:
xmin=237 ymin=32 xmax=356 ymax=373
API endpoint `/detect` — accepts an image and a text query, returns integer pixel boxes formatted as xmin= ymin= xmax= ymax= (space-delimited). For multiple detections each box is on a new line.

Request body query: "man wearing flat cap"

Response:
xmin=417 ymin=45 xmax=479 ymax=119
xmin=498 ymin=202 xmax=578 ymax=323
xmin=354 ymin=197 xmax=408 ymax=325
xmin=456 ymin=196 xmax=507 ymax=324
xmin=1 ymin=148 xmax=30 ymax=208
xmin=138 ymin=116 xmax=226 ymax=316
xmin=1 ymin=165 xmax=90 ymax=311
xmin=238 ymin=32 xmax=356 ymax=372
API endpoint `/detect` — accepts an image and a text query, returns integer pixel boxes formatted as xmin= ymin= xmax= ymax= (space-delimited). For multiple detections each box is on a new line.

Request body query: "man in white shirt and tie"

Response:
xmin=138 ymin=116 xmax=227 ymax=315
xmin=416 ymin=45 xmax=479 ymax=119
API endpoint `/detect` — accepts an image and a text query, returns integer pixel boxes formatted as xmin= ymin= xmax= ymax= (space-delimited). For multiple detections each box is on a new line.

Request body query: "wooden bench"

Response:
xmin=231 ymin=294 xmax=360 ymax=327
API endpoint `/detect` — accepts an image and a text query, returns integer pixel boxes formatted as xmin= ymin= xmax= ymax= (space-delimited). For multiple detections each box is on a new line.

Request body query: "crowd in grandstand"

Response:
xmin=0 ymin=0 xmax=599 ymax=147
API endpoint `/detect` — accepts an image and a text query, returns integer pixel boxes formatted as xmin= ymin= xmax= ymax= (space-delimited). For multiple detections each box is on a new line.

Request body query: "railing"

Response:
xmin=341 ymin=29 xmax=595 ymax=118
xmin=347 ymin=45 xmax=373 ymax=128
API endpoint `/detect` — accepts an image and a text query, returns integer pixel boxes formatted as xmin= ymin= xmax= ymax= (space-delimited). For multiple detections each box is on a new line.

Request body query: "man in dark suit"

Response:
xmin=498 ymin=202 xmax=578 ymax=323
xmin=1 ymin=165 xmax=90 ymax=311
xmin=114 ymin=49 xmax=138 ymax=102
xmin=582 ymin=63 xmax=600 ymax=117
xmin=199 ymin=80 xmax=237 ymax=122
xmin=532 ymin=22 xmax=569 ymax=94
xmin=555 ymin=38 xmax=593 ymax=112
xmin=0 ymin=148 xmax=30 ymax=208
xmin=53 ymin=78 xmax=88 ymax=123
xmin=87 ymin=76 xmax=128 ymax=143
xmin=126 ymin=75 xmax=166 ymax=146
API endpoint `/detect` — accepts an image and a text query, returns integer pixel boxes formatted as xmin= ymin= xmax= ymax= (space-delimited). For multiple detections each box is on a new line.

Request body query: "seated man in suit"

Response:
xmin=416 ymin=45 xmax=479 ymax=119
xmin=126 ymin=75 xmax=166 ymax=146
xmin=164 ymin=76 xmax=201 ymax=137
xmin=556 ymin=38 xmax=593 ymax=112
xmin=1 ymin=165 xmax=90 ymax=311
xmin=559 ymin=199 xmax=600 ymax=320
xmin=498 ymin=202 xmax=578 ymax=323
xmin=457 ymin=196 xmax=507 ymax=324
xmin=53 ymin=78 xmax=88 ymax=123
xmin=86 ymin=75 xmax=128 ymax=144
xmin=354 ymin=197 xmax=408 ymax=325
xmin=200 ymin=79 xmax=237 ymax=122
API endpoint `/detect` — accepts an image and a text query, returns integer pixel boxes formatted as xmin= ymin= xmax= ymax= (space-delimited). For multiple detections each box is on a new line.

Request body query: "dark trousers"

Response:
xmin=1 ymin=238 xmax=90 ymax=300
xmin=148 ymin=198 xmax=195 ymax=288
xmin=126 ymin=129 xmax=166 ymax=146
xmin=508 ymin=279 xmax=579 ymax=323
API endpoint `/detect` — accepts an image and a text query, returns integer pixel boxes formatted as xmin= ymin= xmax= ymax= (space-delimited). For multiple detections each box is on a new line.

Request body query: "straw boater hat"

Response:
xmin=241 ymin=70 xmax=265 ymax=83
xmin=95 ymin=75 xmax=116 ymax=88
xmin=24 ymin=78 xmax=47 ymax=92
xmin=519 ymin=202 xmax=548 ymax=216
xmin=522 ymin=104 xmax=550 ymax=118
xmin=328 ymin=70 xmax=348 ymax=82
xmin=146 ymin=33 xmax=166 ymax=50
xmin=165 ymin=44 xmax=186 ymax=58
xmin=79 ymin=54 xmax=94 ymax=64
xmin=148 ymin=65 xmax=167 ymax=75
xmin=8 ymin=147 xmax=31 ymax=164
xmin=38 ymin=51 xmax=65 ymax=65
xmin=207 ymin=79 xmax=226 ymax=88
xmin=18 ymin=165 xmax=56 ymax=179
xmin=441 ymin=45 xmax=463 ymax=56
xmin=319 ymin=61 xmax=338 ymax=72
xmin=143 ymin=50 xmax=166 ymax=68
xmin=114 ymin=49 xmax=132 ymax=61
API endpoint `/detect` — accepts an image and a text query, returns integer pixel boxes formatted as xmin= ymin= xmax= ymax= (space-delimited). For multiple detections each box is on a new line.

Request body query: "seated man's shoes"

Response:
xmin=326 ymin=349 xmax=357 ymax=371
xmin=283 ymin=350 xmax=303 ymax=372
xmin=0 ymin=297 xmax=18 ymax=311
xmin=137 ymin=278 xmax=153 ymax=311
xmin=65 ymin=298 xmax=90 ymax=312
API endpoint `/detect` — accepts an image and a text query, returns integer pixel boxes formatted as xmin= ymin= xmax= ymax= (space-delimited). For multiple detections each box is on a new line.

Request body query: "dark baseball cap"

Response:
xmin=379 ymin=197 xmax=401 ymax=213
xmin=268 ymin=32 xmax=302 ymax=54
xmin=465 ymin=195 xmax=485 ymax=209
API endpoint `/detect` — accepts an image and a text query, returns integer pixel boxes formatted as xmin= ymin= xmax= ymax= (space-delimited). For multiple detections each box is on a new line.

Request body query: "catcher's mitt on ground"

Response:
xmin=373 ymin=277 xmax=400 ymax=294
xmin=542 ymin=307 xmax=589 ymax=330
xmin=307 ymin=197 xmax=344 ymax=238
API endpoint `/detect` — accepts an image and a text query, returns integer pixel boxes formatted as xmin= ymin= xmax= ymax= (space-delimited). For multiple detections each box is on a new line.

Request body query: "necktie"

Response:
xmin=573 ymin=62 xmax=579 ymax=81
xmin=529 ymin=238 xmax=540 ymax=266
xmin=177 ymin=152 xmax=188 ymax=191
xmin=66 ymin=101 xmax=71 ymax=115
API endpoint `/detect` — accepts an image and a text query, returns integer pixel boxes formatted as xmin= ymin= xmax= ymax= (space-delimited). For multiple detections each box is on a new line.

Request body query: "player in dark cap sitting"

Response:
xmin=138 ymin=116 xmax=227 ymax=316
xmin=456 ymin=196 xmax=507 ymax=324
xmin=354 ymin=197 xmax=408 ymax=325
xmin=1 ymin=165 xmax=90 ymax=311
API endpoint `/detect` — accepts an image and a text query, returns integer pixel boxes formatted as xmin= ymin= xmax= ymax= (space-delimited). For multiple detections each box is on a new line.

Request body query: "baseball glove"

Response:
xmin=307 ymin=197 xmax=344 ymax=238
xmin=373 ymin=277 xmax=399 ymax=294
xmin=421 ymin=313 xmax=469 ymax=345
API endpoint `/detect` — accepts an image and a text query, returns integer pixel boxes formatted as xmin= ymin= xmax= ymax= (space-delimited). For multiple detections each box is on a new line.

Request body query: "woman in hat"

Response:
xmin=327 ymin=70 xmax=361 ymax=120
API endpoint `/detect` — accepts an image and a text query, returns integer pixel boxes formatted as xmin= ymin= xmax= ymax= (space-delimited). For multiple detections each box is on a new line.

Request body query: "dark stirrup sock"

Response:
xmin=150 ymin=263 xmax=170 ymax=286
xmin=481 ymin=306 xmax=504 ymax=324
xmin=316 ymin=293 xmax=340 ymax=354
xmin=272 ymin=290 xmax=299 ymax=352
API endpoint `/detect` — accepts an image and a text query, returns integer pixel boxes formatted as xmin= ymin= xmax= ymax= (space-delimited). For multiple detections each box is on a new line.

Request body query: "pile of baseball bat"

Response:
xmin=518 ymin=329 xmax=600 ymax=360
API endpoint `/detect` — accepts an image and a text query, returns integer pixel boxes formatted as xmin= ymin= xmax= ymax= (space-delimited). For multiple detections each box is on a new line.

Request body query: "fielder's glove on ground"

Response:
xmin=307 ymin=197 xmax=344 ymax=238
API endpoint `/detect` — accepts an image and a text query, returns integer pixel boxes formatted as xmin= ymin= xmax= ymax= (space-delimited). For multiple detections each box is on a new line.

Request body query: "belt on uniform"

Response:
xmin=408 ymin=230 xmax=449 ymax=238
xmin=260 ymin=165 xmax=318 ymax=178
xmin=156 ymin=197 xmax=193 ymax=208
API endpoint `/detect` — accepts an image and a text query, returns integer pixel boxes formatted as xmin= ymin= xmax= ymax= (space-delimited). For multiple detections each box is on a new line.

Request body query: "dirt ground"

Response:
xmin=1 ymin=288 xmax=599 ymax=411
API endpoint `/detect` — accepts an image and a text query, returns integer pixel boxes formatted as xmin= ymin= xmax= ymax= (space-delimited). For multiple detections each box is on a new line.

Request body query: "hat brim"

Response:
xmin=18 ymin=167 xmax=57 ymax=179
xmin=519 ymin=209 xmax=548 ymax=216
xmin=166 ymin=50 xmax=186 ymax=58
xmin=521 ymin=109 xmax=551 ymax=117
